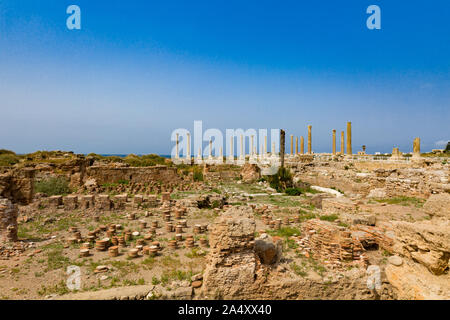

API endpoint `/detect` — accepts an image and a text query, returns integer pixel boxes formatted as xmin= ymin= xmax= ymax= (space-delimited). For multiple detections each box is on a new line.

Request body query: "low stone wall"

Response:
xmin=42 ymin=193 xmax=161 ymax=212
xmin=85 ymin=166 xmax=181 ymax=185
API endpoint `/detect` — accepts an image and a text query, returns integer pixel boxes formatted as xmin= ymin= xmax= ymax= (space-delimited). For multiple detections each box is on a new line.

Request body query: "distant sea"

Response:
xmin=97 ymin=154 xmax=171 ymax=159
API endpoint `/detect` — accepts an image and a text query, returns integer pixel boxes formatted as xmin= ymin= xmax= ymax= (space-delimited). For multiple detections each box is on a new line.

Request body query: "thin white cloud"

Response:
xmin=435 ymin=140 xmax=449 ymax=147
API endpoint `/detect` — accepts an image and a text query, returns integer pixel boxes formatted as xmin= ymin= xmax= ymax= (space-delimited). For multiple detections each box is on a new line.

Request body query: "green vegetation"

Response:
xmin=284 ymin=187 xmax=303 ymax=196
xmin=37 ymin=280 xmax=71 ymax=296
xmin=35 ymin=176 xmax=70 ymax=196
xmin=290 ymin=262 xmax=307 ymax=277
xmin=267 ymin=226 xmax=301 ymax=238
xmin=319 ymin=214 xmax=339 ymax=222
xmin=193 ymin=167 xmax=204 ymax=182
xmin=88 ymin=153 xmax=168 ymax=167
xmin=285 ymin=185 xmax=319 ymax=196
xmin=0 ymin=149 xmax=20 ymax=166
xmin=263 ymin=167 xmax=293 ymax=192
xmin=374 ymin=196 xmax=425 ymax=208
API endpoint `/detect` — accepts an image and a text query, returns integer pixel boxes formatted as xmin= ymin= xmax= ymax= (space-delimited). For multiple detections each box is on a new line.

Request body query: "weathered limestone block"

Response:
xmin=48 ymin=195 xmax=63 ymax=209
xmin=161 ymin=192 xmax=171 ymax=202
xmin=113 ymin=194 xmax=128 ymax=210
xmin=147 ymin=195 xmax=159 ymax=208
xmin=322 ymin=197 xmax=358 ymax=214
xmin=254 ymin=235 xmax=282 ymax=264
xmin=148 ymin=281 xmax=193 ymax=300
xmin=391 ymin=220 xmax=450 ymax=275
xmin=202 ymin=207 xmax=259 ymax=299
xmin=79 ymin=195 xmax=94 ymax=209
xmin=133 ymin=195 xmax=143 ymax=206
xmin=95 ymin=195 xmax=112 ymax=211
xmin=340 ymin=212 xmax=376 ymax=226
xmin=83 ymin=178 xmax=98 ymax=192
xmin=0 ymin=198 xmax=18 ymax=242
xmin=367 ymin=188 xmax=387 ymax=199
xmin=385 ymin=262 xmax=450 ymax=300
xmin=423 ymin=193 xmax=450 ymax=218
xmin=309 ymin=193 xmax=334 ymax=209
xmin=239 ymin=163 xmax=261 ymax=183
xmin=63 ymin=195 xmax=78 ymax=210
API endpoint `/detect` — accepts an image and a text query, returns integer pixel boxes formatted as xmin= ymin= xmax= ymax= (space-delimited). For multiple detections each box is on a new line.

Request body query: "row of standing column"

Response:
xmin=288 ymin=122 xmax=352 ymax=156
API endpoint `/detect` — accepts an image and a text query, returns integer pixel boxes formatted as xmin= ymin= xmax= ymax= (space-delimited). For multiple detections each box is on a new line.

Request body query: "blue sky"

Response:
xmin=0 ymin=0 xmax=449 ymax=154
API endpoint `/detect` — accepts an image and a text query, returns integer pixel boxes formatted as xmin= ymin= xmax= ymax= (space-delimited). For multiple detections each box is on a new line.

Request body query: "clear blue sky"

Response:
xmin=0 ymin=0 xmax=449 ymax=154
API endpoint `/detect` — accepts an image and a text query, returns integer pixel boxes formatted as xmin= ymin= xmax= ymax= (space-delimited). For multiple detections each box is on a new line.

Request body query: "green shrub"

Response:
xmin=35 ymin=177 xmax=70 ymax=196
xmin=193 ymin=167 xmax=204 ymax=182
xmin=0 ymin=149 xmax=16 ymax=155
xmin=265 ymin=167 xmax=293 ymax=192
xmin=319 ymin=214 xmax=339 ymax=222
xmin=0 ymin=153 xmax=20 ymax=166
xmin=285 ymin=187 xmax=303 ymax=196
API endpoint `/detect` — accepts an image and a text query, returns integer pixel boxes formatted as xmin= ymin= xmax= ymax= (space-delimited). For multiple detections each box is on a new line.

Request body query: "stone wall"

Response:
xmin=0 ymin=168 xmax=35 ymax=204
xmin=291 ymin=161 xmax=450 ymax=198
xmin=0 ymin=198 xmax=18 ymax=242
xmin=85 ymin=165 xmax=181 ymax=185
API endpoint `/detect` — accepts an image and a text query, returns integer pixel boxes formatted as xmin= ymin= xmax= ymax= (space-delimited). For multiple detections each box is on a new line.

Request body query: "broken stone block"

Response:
xmin=0 ymin=198 xmax=18 ymax=242
xmin=79 ymin=195 xmax=94 ymax=209
xmin=63 ymin=195 xmax=78 ymax=210
xmin=113 ymin=194 xmax=128 ymax=210
xmin=391 ymin=220 xmax=450 ymax=275
xmin=309 ymin=193 xmax=334 ymax=209
xmin=341 ymin=213 xmax=376 ymax=226
xmin=161 ymin=192 xmax=171 ymax=202
xmin=254 ymin=236 xmax=282 ymax=264
xmin=202 ymin=206 xmax=259 ymax=299
xmin=48 ymin=195 xmax=63 ymax=209
xmin=134 ymin=195 xmax=143 ymax=206
xmin=239 ymin=163 xmax=261 ymax=183
xmin=423 ymin=193 xmax=450 ymax=218
xmin=95 ymin=195 xmax=112 ymax=211
xmin=322 ymin=197 xmax=358 ymax=214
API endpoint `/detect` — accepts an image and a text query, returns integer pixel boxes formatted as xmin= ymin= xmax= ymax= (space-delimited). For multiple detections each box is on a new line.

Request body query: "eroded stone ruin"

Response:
xmin=0 ymin=140 xmax=448 ymax=300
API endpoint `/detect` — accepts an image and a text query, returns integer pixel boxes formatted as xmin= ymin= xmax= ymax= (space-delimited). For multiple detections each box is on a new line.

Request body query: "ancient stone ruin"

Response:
xmin=0 ymin=198 xmax=18 ymax=242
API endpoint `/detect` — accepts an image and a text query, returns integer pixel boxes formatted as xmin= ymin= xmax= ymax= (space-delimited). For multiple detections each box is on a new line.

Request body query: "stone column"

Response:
xmin=295 ymin=137 xmax=298 ymax=155
xmin=250 ymin=135 xmax=254 ymax=156
xmin=0 ymin=198 xmax=18 ymax=242
xmin=240 ymin=134 xmax=244 ymax=159
xmin=230 ymin=136 xmax=234 ymax=160
xmin=346 ymin=122 xmax=352 ymax=155
xmin=413 ymin=137 xmax=421 ymax=158
xmin=290 ymin=135 xmax=294 ymax=156
xmin=272 ymin=142 xmax=275 ymax=154
xmin=264 ymin=135 xmax=267 ymax=155
xmin=186 ymin=133 xmax=191 ymax=159
xmin=332 ymin=130 xmax=336 ymax=155
xmin=341 ymin=131 xmax=345 ymax=154
xmin=300 ymin=136 xmax=304 ymax=154
xmin=175 ymin=133 xmax=179 ymax=159
xmin=209 ymin=140 xmax=213 ymax=158
xmin=280 ymin=129 xmax=285 ymax=167
xmin=307 ymin=125 xmax=312 ymax=154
